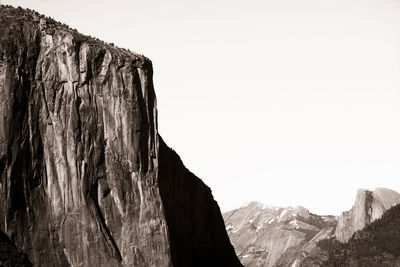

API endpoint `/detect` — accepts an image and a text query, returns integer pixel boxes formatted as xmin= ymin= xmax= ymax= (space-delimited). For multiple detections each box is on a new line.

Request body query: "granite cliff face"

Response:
xmin=325 ymin=203 xmax=400 ymax=266
xmin=223 ymin=202 xmax=337 ymax=267
xmin=334 ymin=188 xmax=400 ymax=243
xmin=0 ymin=5 xmax=241 ymax=267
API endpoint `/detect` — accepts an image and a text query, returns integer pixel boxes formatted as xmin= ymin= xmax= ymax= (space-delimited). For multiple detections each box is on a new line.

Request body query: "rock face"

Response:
xmin=334 ymin=188 xmax=400 ymax=243
xmin=0 ymin=229 xmax=32 ymax=267
xmin=325 ymin=203 xmax=400 ymax=266
xmin=0 ymin=5 xmax=241 ymax=267
xmin=158 ymin=137 xmax=242 ymax=267
xmin=223 ymin=202 xmax=337 ymax=267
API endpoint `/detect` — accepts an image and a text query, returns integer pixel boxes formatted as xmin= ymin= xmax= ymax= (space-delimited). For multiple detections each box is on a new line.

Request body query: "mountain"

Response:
xmin=325 ymin=203 xmax=400 ymax=266
xmin=223 ymin=202 xmax=337 ymax=267
xmin=224 ymin=188 xmax=400 ymax=267
xmin=0 ymin=5 xmax=241 ymax=267
xmin=335 ymin=188 xmax=400 ymax=242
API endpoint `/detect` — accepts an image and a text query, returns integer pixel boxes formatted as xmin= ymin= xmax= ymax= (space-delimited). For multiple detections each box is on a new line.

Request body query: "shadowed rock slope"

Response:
xmin=0 ymin=5 xmax=241 ymax=267
xmin=0 ymin=229 xmax=31 ymax=267
xmin=159 ymin=137 xmax=242 ymax=267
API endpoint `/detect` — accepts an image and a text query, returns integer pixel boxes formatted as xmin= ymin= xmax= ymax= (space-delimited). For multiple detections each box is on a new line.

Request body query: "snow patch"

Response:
xmin=226 ymin=224 xmax=239 ymax=233
xmin=249 ymin=211 xmax=260 ymax=224
xmin=226 ymin=224 xmax=234 ymax=231
xmin=266 ymin=218 xmax=275 ymax=224
xmin=260 ymin=204 xmax=277 ymax=210
xmin=240 ymin=202 xmax=252 ymax=208
xmin=291 ymin=259 xmax=300 ymax=267
xmin=278 ymin=209 xmax=288 ymax=222
xmin=241 ymin=254 xmax=251 ymax=259
xmin=289 ymin=219 xmax=300 ymax=229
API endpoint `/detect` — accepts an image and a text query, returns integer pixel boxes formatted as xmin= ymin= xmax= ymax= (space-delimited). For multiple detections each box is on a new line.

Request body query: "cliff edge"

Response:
xmin=0 ymin=5 xmax=241 ymax=267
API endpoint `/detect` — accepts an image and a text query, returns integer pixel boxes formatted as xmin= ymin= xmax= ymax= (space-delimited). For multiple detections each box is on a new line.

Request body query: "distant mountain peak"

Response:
xmin=224 ymin=188 xmax=400 ymax=267
xmin=223 ymin=201 xmax=336 ymax=267
xmin=335 ymin=188 xmax=400 ymax=242
xmin=240 ymin=201 xmax=279 ymax=210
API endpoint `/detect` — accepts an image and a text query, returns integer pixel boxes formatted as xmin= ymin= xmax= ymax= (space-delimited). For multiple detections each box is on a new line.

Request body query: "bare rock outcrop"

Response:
xmin=334 ymin=188 xmax=400 ymax=243
xmin=0 ymin=5 xmax=241 ymax=267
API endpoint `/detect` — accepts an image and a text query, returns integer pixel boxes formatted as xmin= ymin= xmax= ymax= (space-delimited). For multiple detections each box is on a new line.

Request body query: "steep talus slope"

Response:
xmin=223 ymin=202 xmax=337 ymax=267
xmin=335 ymin=188 xmax=400 ymax=243
xmin=0 ymin=5 xmax=241 ymax=267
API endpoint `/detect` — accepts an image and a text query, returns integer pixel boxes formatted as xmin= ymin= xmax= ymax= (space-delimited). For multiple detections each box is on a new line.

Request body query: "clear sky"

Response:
xmin=4 ymin=0 xmax=400 ymax=215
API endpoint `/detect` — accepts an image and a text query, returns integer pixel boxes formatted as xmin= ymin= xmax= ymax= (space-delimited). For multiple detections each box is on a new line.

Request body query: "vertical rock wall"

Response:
xmin=0 ymin=5 xmax=242 ymax=267
xmin=334 ymin=188 xmax=400 ymax=242
xmin=0 ymin=6 xmax=171 ymax=266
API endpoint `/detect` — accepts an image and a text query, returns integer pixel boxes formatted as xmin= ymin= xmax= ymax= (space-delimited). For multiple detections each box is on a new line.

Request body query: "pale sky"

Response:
xmin=4 ymin=0 xmax=400 ymax=215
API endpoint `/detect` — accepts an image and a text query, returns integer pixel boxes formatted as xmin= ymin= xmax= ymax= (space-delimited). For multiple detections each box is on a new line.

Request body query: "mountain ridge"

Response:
xmin=224 ymin=188 xmax=400 ymax=266
xmin=223 ymin=201 xmax=337 ymax=266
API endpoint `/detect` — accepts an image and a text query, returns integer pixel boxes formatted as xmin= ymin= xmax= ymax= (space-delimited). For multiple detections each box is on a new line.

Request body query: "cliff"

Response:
xmin=325 ymin=203 xmax=400 ymax=266
xmin=0 ymin=5 xmax=241 ymax=267
xmin=158 ymin=137 xmax=242 ymax=267
xmin=301 ymin=188 xmax=400 ymax=267
xmin=334 ymin=188 xmax=400 ymax=243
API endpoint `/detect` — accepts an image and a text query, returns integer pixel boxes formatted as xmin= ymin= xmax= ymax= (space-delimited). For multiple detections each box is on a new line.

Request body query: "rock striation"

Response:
xmin=334 ymin=188 xmax=400 ymax=243
xmin=0 ymin=5 xmax=241 ymax=267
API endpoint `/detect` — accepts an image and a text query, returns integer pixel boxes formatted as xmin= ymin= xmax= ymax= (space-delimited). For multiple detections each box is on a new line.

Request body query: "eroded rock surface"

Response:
xmin=0 ymin=5 xmax=241 ymax=267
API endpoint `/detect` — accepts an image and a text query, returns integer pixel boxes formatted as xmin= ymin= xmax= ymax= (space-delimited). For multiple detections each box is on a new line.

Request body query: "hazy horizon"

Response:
xmin=4 ymin=0 xmax=400 ymax=215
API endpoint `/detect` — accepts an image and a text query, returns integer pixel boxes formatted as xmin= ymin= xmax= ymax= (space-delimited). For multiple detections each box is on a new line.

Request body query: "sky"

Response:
xmin=3 ymin=0 xmax=400 ymax=215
